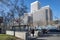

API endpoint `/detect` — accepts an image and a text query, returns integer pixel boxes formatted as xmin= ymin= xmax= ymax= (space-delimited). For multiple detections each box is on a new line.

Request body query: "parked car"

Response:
xmin=48 ymin=29 xmax=60 ymax=32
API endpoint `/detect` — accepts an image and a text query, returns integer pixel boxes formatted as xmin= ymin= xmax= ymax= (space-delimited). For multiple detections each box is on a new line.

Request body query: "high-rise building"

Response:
xmin=31 ymin=5 xmax=52 ymax=26
xmin=31 ymin=1 xmax=40 ymax=12
xmin=30 ymin=1 xmax=52 ymax=26
xmin=22 ymin=1 xmax=53 ymax=27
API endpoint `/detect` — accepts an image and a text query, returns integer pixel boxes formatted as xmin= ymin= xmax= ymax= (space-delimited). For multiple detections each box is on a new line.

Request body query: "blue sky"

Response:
xmin=0 ymin=0 xmax=60 ymax=20
xmin=25 ymin=0 xmax=60 ymax=20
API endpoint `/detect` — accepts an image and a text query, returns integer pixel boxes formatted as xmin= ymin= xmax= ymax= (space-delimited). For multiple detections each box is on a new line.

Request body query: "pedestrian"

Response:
xmin=31 ymin=29 xmax=35 ymax=37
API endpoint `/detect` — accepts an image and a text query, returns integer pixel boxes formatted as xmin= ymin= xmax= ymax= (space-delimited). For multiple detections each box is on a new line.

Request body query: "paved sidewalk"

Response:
xmin=37 ymin=34 xmax=60 ymax=40
xmin=28 ymin=34 xmax=60 ymax=40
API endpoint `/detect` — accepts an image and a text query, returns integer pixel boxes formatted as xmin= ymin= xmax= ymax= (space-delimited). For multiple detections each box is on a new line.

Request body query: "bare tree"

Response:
xmin=0 ymin=0 xmax=27 ymax=35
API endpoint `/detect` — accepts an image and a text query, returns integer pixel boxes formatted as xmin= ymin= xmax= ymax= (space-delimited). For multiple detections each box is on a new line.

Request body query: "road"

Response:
xmin=26 ymin=32 xmax=60 ymax=40
xmin=37 ymin=34 xmax=60 ymax=40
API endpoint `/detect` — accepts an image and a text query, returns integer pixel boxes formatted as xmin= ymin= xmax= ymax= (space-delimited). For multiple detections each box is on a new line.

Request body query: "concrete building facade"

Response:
xmin=31 ymin=5 xmax=52 ymax=26
xmin=31 ymin=1 xmax=40 ymax=12
xmin=22 ymin=1 xmax=53 ymax=27
xmin=23 ymin=1 xmax=53 ymax=27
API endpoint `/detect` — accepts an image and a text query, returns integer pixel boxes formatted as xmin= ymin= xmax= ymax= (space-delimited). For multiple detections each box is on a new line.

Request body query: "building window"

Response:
xmin=46 ymin=9 xmax=48 ymax=20
xmin=45 ymin=9 xmax=48 ymax=25
xmin=50 ymin=9 xmax=52 ymax=20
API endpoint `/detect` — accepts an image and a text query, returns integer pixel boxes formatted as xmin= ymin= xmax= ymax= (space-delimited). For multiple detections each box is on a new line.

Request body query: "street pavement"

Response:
xmin=37 ymin=36 xmax=60 ymax=40
xmin=26 ymin=32 xmax=60 ymax=40
xmin=37 ymin=34 xmax=60 ymax=40
xmin=28 ymin=34 xmax=60 ymax=40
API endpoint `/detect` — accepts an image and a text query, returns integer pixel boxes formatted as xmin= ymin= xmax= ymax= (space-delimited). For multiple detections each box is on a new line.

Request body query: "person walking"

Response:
xmin=31 ymin=29 xmax=35 ymax=37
